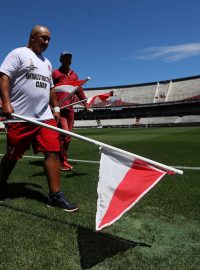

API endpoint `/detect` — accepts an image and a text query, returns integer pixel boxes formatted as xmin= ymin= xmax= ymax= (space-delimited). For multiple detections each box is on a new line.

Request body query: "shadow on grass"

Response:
xmin=0 ymin=203 xmax=151 ymax=269
xmin=6 ymin=182 xmax=47 ymax=203
xmin=77 ymin=226 xmax=151 ymax=269
xmin=28 ymin=160 xmax=88 ymax=179
xmin=62 ymin=171 xmax=88 ymax=179
xmin=29 ymin=170 xmax=88 ymax=178
xmin=29 ymin=160 xmax=43 ymax=167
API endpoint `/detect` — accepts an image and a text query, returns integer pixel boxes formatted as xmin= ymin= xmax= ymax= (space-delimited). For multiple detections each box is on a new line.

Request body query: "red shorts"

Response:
xmin=5 ymin=119 xmax=60 ymax=160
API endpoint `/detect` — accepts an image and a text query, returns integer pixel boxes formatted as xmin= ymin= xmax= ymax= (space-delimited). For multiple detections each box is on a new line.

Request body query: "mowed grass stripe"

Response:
xmin=1 ymin=153 xmax=200 ymax=170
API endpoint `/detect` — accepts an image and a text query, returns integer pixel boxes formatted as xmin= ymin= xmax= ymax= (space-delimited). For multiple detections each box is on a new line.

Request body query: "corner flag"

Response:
xmin=96 ymin=147 xmax=174 ymax=231
xmin=86 ymin=91 xmax=114 ymax=106
xmin=54 ymin=77 xmax=90 ymax=106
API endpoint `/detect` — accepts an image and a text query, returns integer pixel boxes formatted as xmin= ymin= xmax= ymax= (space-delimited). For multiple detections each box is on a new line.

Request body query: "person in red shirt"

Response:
xmin=52 ymin=51 xmax=89 ymax=171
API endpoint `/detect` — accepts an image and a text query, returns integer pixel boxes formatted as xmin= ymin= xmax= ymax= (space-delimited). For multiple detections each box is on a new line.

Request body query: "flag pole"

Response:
xmin=60 ymin=98 xmax=87 ymax=110
xmin=60 ymin=90 xmax=114 ymax=110
xmin=60 ymin=99 xmax=93 ymax=112
xmin=11 ymin=113 xmax=183 ymax=175
xmin=57 ymin=77 xmax=90 ymax=107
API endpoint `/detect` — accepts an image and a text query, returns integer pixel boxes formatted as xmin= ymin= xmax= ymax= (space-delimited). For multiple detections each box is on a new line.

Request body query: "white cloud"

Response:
xmin=137 ymin=43 xmax=200 ymax=62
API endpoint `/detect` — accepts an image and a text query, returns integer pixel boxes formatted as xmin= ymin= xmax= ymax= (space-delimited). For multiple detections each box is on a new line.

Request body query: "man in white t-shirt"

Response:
xmin=0 ymin=25 xmax=78 ymax=212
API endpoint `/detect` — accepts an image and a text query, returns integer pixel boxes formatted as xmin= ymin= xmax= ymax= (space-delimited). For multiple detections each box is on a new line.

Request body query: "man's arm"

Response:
xmin=0 ymin=73 xmax=13 ymax=118
xmin=50 ymin=87 xmax=60 ymax=123
xmin=76 ymin=87 xmax=90 ymax=111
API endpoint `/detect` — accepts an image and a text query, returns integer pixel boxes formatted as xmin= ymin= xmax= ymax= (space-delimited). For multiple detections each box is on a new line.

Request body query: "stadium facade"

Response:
xmin=74 ymin=75 xmax=200 ymax=128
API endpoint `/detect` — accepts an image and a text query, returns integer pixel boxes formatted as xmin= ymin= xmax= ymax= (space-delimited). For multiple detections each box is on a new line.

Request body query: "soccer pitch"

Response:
xmin=0 ymin=126 xmax=200 ymax=270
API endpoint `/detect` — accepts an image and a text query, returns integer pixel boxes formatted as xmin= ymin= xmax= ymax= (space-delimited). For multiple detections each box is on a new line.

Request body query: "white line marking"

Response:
xmin=0 ymin=154 xmax=43 ymax=159
xmin=0 ymin=153 xmax=199 ymax=169
xmin=0 ymin=153 xmax=100 ymax=164
xmin=68 ymin=159 xmax=99 ymax=164
xmin=172 ymin=166 xmax=200 ymax=170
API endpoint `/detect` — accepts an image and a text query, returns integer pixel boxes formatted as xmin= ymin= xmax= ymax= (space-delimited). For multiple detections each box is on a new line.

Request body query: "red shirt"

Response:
xmin=52 ymin=68 xmax=86 ymax=111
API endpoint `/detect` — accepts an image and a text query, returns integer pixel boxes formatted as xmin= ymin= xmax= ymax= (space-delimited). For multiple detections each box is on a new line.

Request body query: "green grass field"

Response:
xmin=0 ymin=126 xmax=200 ymax=270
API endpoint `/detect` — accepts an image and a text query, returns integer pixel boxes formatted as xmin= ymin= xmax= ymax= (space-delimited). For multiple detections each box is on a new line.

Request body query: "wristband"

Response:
xmin=53 ymin=106 xmax=60 ymax=113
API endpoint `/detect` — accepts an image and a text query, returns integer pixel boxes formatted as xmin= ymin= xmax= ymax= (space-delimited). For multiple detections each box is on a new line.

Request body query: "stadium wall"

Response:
xmin=80 ymin=75 xmax=200 ymax=107
xmin=74 ymin=75 xmax=200 ymax=128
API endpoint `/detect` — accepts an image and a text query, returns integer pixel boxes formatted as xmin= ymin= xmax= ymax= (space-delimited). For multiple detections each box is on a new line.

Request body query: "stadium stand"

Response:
xmin=74 ymin=115 xmax=200 ymax=128
xmin=0 ymin=122 xmax=4 ymax=130
xmin=74 ymin=75 xmax=200 ymax=128
xmin=77 ymin=75 xmax=200 ymax=106
xmin=137 ymin=115 xmax=200 ymax=126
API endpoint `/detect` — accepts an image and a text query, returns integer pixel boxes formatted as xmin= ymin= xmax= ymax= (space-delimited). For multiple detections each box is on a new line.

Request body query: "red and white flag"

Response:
xmin=96 ymin=147 xmax=174 ymax=231
xmin=54 ymin=79 xmax=89 ymax=107
xmin=54 ymin=79 xmax=87 ymax=94
xmin=86 ymin=91 xmax=114 ymax=106
xmin=59 ymin=90 xmax=114 ymax=110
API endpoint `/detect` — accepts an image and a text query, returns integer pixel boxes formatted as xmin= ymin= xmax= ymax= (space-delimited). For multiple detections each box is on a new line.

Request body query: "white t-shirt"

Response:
xmin=0 ymin=47 xmax=54 ymax=121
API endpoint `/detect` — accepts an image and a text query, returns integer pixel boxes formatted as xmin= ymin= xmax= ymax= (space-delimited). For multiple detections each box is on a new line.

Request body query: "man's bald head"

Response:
xmin=28 ymin=25 xmax=51 ymax=54
xmin=30 ymin=25 xmax=50 ymax=37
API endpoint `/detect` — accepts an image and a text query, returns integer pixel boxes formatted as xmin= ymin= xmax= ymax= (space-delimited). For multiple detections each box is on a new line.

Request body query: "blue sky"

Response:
xmin=0 ymin=0 xmax=200 ymax=87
